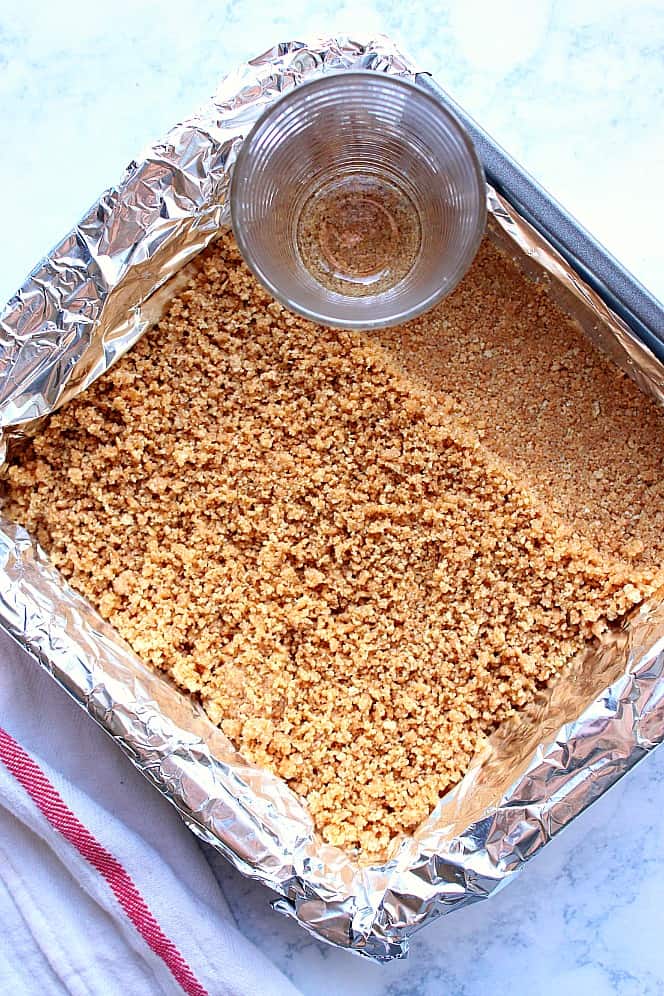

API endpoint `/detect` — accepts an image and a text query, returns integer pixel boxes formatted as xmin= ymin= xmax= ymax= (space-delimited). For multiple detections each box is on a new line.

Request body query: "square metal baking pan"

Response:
xmin=1 ymin=37 xmax=663 ymax=961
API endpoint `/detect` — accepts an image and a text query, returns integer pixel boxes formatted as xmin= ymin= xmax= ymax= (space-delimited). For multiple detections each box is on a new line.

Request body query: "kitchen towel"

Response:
xmin=0 ymin=629 xmax=301 ymax=996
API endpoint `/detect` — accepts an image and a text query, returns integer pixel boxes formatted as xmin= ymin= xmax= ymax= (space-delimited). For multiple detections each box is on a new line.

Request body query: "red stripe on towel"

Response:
xmin=0 ymin=726 xmax=208 ymax=996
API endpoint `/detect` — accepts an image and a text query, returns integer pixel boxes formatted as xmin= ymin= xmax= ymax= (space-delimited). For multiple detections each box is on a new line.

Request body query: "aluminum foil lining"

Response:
xmin=2 ymin=35 xmax=664 ymax=962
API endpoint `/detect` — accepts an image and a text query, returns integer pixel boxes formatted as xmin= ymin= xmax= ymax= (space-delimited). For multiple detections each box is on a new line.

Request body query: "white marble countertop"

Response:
xmin=2 ymin=2 xmax=663 ymax=994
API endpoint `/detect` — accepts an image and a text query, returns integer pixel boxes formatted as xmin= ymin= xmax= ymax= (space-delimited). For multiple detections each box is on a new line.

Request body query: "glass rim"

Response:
xmin=229 ymin=70 xmax=487 ymax=331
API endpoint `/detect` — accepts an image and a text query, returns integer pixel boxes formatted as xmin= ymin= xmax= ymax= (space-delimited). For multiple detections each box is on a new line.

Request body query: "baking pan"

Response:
xmin=1 ymin=36 xmax=664 ymax=961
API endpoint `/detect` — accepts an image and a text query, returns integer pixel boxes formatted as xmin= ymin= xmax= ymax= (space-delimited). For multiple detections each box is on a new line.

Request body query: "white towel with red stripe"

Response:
xmin=0 ymin=630 xmax=301 ymax=996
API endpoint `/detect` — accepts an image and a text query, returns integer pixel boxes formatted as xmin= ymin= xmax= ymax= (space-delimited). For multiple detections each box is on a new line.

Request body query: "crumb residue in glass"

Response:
xmin=296 ymin=174 xmax=422 ymax=297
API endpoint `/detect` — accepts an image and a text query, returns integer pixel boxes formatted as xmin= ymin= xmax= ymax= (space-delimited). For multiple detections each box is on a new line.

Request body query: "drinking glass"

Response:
xmin=230 ymin=72 xmax=486 ymax=331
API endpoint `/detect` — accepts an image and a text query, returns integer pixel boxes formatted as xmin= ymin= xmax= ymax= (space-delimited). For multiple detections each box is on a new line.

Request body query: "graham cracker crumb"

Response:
xmin=3 ymin=232 xmax=663 ymax=860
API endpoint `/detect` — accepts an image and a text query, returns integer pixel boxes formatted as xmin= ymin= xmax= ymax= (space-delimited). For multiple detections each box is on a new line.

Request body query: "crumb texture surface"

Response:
xmin=4 ymin=234 xmax=663 ymax=859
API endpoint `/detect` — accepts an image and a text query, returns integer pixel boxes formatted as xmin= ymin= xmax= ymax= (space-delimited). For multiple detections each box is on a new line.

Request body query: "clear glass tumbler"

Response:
xmin=230 ymin=71 xmax=486 ymax=331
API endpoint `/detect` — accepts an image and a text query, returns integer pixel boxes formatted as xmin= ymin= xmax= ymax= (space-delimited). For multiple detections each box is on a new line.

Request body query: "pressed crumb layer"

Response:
xmin=4 ymin=233 xmax=664 ymax=859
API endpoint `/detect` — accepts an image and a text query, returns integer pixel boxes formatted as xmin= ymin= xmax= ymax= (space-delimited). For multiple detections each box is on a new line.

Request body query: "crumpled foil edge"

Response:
xmin=1 ymin=35 xmax=664 ymax=962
